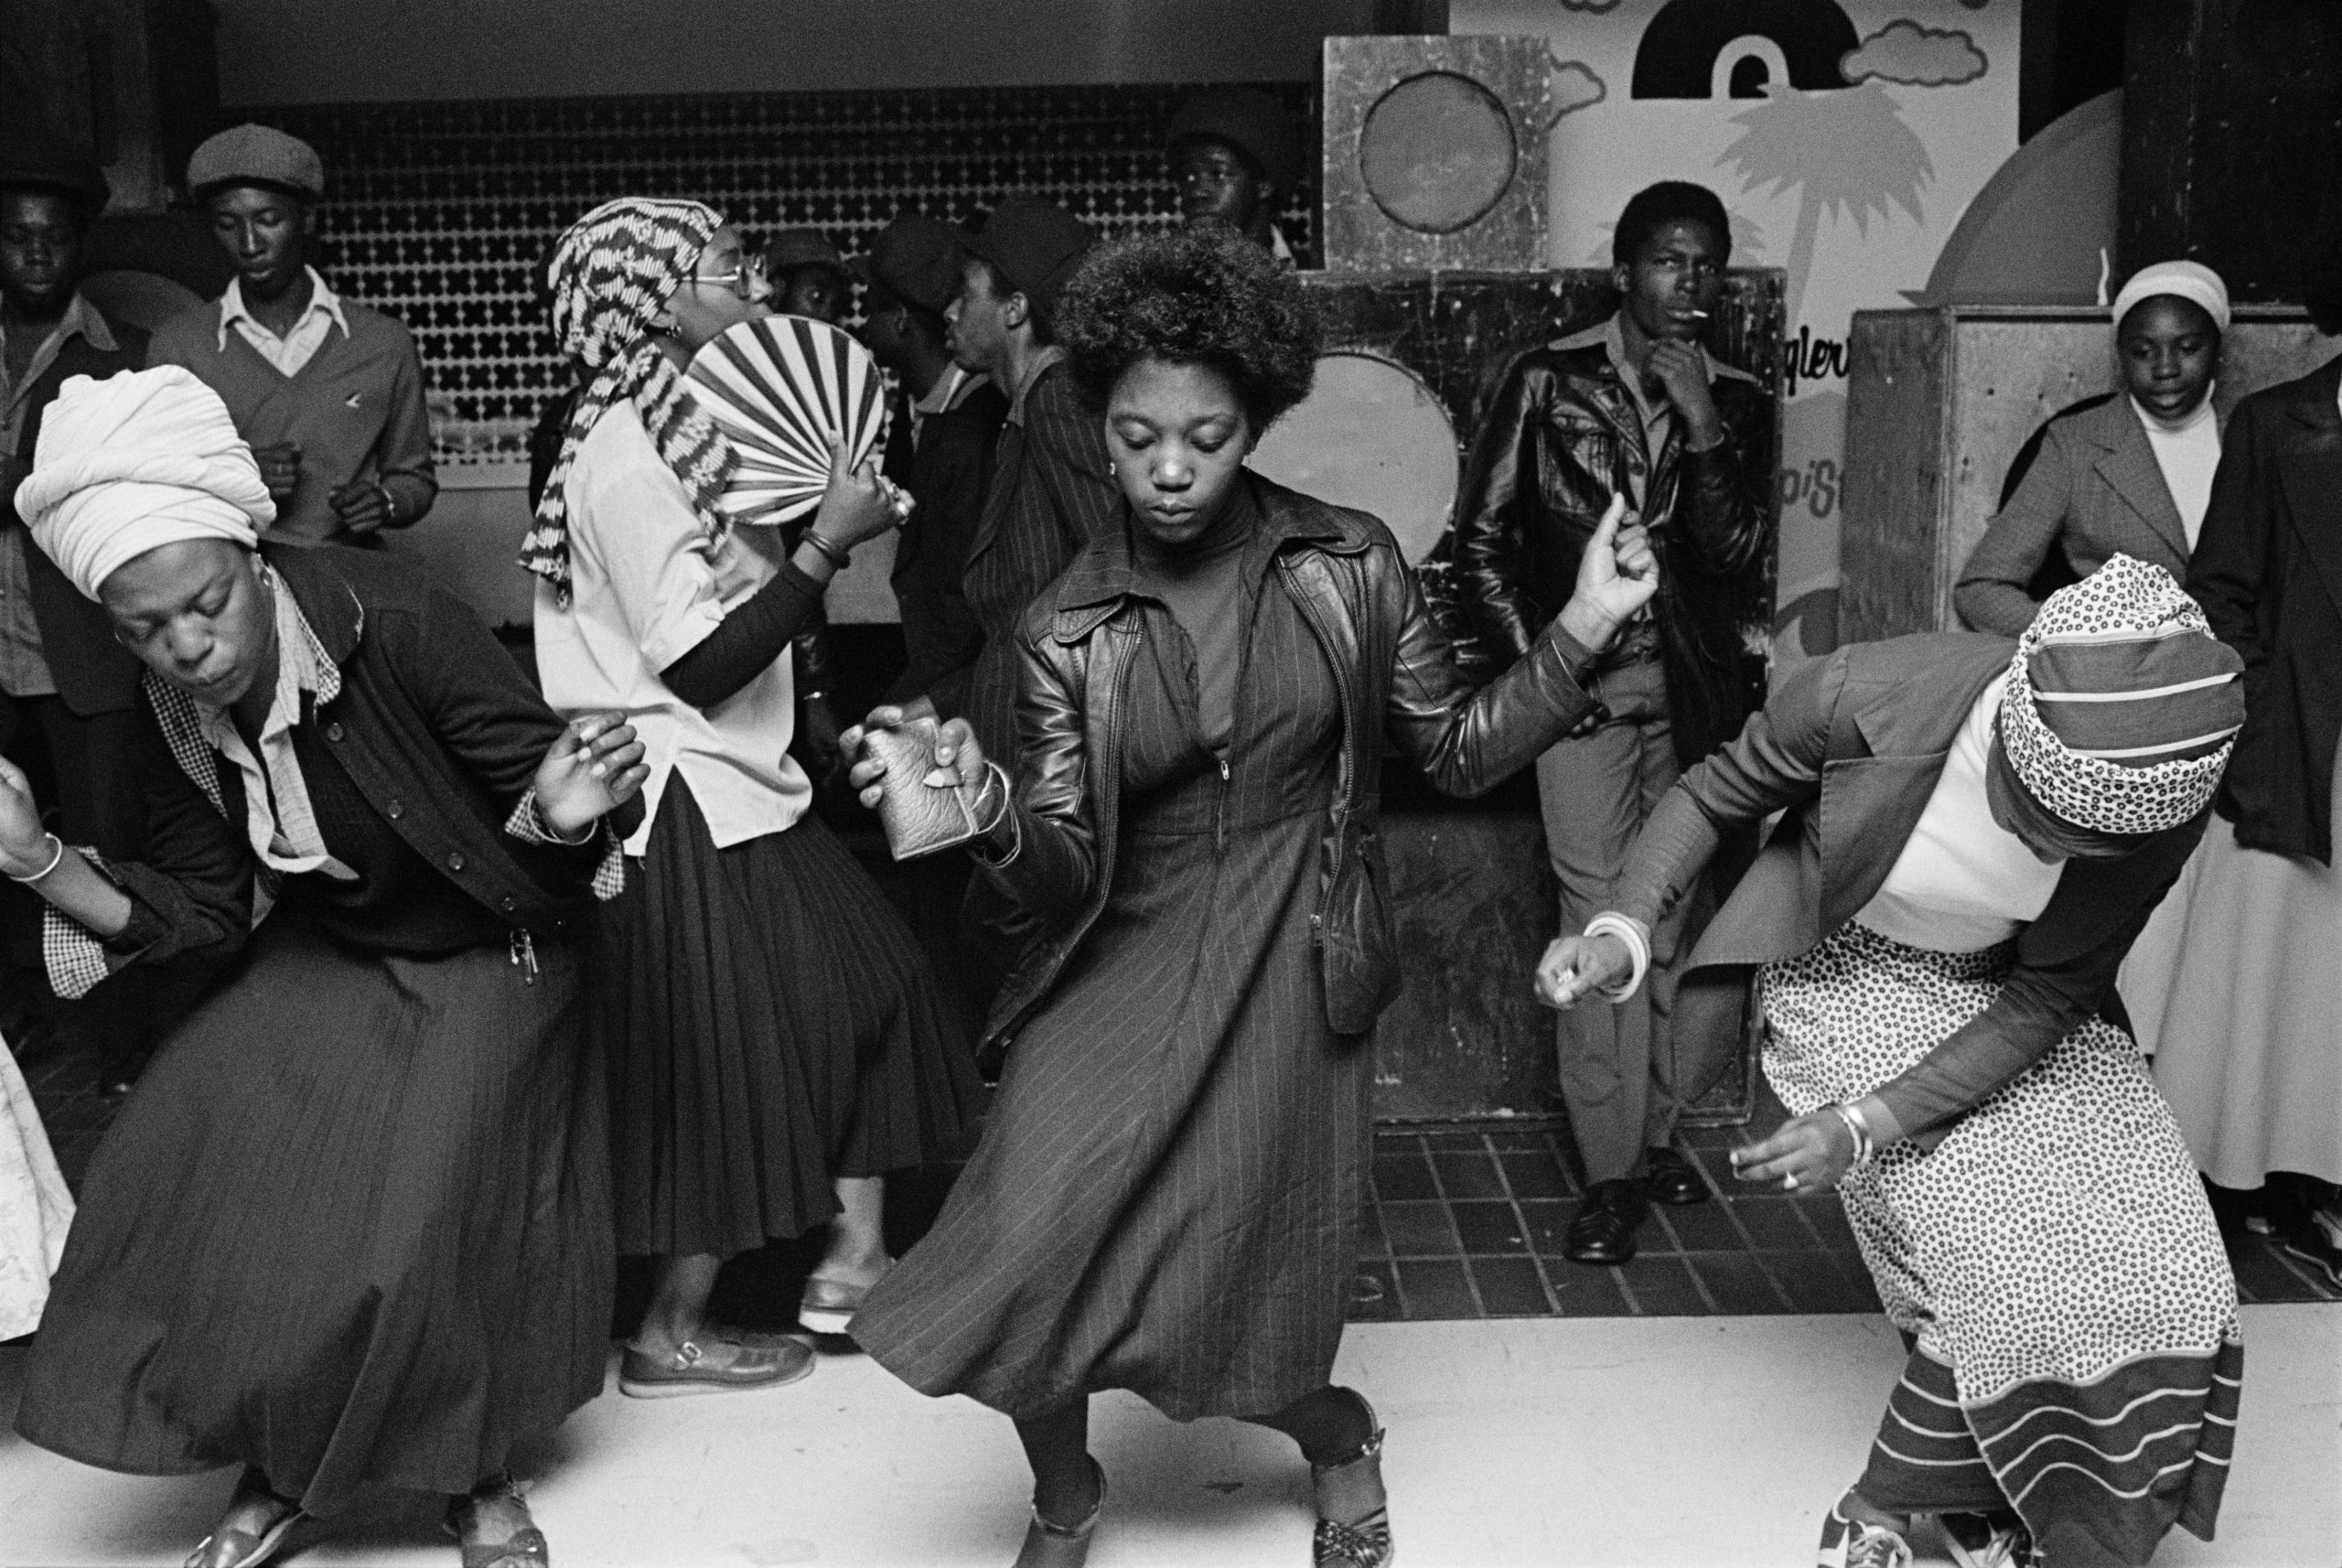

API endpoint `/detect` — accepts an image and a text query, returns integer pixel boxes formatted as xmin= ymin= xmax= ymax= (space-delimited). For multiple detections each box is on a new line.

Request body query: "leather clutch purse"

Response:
xmin=863 ymin=716 xmax=988 ymax=861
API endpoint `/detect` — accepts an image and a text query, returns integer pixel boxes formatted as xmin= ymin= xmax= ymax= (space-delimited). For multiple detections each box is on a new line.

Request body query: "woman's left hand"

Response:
xmin=1729 ymin=1109 xmax=1859 ymax=1193
xmin=534 ymin=713 xmax=650 ymax=837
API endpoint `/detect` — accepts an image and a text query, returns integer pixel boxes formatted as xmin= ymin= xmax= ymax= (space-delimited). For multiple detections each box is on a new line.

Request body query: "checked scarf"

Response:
xmin=521 ymin=197 xmax=736 ymax=598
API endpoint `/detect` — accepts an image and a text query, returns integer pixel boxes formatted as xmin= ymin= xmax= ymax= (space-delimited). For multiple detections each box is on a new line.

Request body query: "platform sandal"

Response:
xmin=1310 ymin=1400 xmax=1392 ymax=1568
xmin=445 ymin=1477 xmax=553 ymax=1568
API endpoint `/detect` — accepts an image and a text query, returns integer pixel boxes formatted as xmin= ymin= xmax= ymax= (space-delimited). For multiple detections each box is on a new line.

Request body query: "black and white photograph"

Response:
xmin=0 ymin=2 xmax=2336 ymax=1564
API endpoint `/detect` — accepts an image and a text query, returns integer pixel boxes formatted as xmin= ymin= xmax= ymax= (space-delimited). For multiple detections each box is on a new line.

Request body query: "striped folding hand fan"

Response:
xmin=685 ymin=315 xmax=896 ymax=527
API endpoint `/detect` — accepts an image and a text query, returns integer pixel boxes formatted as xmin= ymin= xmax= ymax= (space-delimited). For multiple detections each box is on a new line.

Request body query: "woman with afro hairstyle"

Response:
xmin=845 ymin=225 xmax=1659 ymax=1568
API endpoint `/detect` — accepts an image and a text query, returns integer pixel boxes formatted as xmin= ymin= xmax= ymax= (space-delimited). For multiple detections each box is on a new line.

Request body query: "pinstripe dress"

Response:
xmin=854 ymin=525 xmax=1362 ymax=1421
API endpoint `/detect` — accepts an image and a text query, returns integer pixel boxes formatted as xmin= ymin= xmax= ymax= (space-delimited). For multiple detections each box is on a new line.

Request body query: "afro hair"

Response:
xmin=1613 ymin=181 xmax=1731 ymax=269
xmin=1057 ymin=225 xmax=1321 ymax=432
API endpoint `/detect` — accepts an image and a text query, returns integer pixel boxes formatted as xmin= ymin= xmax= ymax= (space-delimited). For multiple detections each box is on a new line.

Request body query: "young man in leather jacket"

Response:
xmin=1452 ymin=181 xmax=1775 ymax=1265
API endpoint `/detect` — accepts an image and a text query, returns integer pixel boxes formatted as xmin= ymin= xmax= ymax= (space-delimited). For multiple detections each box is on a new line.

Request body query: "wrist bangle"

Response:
xmin=804 ymin=532 xmax=853 ymax=571
xmin=1829 ymin=1101 xmax=1875 ymax=1164
xmin=974 ymin=760 xmax=1013 ymax=836
xmin=7 ymin=832 xmax=66 ymax=884
xmin=1581 ymin=912 xmax=1650 ymax=1001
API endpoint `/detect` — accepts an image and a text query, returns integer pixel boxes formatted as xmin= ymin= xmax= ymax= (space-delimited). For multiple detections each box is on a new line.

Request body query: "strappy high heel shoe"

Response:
xmin=1010 ymin=1457 xmax=1105 ymax=1568
xmin=445 ymin=1476 xmax=553 ymax=1568
xmin=1310 ymin=1398 xmax=1392 ymax=1568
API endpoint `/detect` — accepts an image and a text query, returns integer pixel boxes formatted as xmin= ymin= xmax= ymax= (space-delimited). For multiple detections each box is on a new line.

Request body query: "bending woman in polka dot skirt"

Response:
xmin=1540 ymin=556 xmax=2247 ymax=1568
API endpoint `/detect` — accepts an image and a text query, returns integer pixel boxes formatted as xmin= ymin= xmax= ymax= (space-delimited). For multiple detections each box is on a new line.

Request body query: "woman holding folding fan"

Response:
xmin=528 ymin=198 xmax=978 ymax=1397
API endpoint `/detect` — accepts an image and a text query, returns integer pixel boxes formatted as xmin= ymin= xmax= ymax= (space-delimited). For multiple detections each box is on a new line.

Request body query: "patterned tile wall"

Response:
xmin=267 ymin=84 xmax=1320 ymax=467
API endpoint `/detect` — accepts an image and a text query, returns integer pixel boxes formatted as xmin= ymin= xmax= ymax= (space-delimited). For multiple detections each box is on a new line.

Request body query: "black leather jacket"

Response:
xmin=1453 ymin=331 xmax=1774 ymax=768
xmin=974 ymin=474 xmax=1603 ymax=1050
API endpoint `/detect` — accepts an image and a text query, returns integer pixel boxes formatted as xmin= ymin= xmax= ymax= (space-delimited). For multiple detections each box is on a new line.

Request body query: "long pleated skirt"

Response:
xmin=16 ymin=919 xmax=612 ymax=1519
xmin=601 ymin=777 xmax=979 ymax=1259
xmin=1761 ymin=921 xmax=2240 ymax=1566
xmin=2121 ymin=736 xmax=2342 ymax=1187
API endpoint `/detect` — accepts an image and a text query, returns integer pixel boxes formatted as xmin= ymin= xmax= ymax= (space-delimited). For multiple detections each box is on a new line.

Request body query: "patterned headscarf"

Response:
xmin=521 ymin=197 xmax=736 ymax=596
xmin=1997 ymin=554 xmax=2245 ymax=836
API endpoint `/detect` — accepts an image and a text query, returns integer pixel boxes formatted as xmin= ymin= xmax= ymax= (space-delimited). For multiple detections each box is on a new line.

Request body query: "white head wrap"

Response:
xmin=2111 ymin=261 xmax=2231 ymax=334
xmin=14 ymin=366 xmax=275 ymax=602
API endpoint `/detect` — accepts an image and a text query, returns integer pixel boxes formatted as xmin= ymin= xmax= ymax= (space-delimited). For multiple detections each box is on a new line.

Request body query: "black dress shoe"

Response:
xmin=1562 ymin=1178 xmax=1647 ymax=1265
xmin=1643 ymin=1146 xmax=1710 ymax=1207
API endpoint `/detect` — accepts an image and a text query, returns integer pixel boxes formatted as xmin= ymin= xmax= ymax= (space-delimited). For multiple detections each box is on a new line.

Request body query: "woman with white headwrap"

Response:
xmin=528 ymin=199 xmax=977 ymax=1397
xmin=1542 ymin=558 xmax=2246 ymax=1568
xmin=1956 ymin=262 xmax=2231 ymax=638
xmin=3 ymin=365 xmax=648 ymax=1568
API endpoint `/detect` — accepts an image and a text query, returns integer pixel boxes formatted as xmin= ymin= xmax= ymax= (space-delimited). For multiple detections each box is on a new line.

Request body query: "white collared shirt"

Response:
xmin=534 ymin=402 xmax=810 ymax=855
xmin=217 ymin=265 xmax=349 ymax=377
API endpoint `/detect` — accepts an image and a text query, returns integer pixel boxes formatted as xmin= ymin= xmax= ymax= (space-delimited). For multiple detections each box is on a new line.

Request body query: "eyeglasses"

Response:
xmin=685 ymin=252 xmax=768 ymax=301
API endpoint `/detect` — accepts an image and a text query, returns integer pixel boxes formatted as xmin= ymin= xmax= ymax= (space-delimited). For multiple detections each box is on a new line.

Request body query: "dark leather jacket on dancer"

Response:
xmin=1452 ymin=322 xmax=1775 ymax=768
xmin=976 ymin=474 xmax=1604 ymax=1049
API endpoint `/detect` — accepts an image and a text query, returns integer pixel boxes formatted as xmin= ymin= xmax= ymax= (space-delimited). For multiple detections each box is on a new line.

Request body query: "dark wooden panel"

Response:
xmin=2120 ymin=0 xmax=2342 ymax=303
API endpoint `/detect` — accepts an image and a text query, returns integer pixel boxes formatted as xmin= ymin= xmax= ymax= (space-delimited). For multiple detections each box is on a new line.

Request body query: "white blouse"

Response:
xmin=534 ymin=402 xmax=809 ymax=855
xmin=1854 ymin=673 xmax=2067 ymax=953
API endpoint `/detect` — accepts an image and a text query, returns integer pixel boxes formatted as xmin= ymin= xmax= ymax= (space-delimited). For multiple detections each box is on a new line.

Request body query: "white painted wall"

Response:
xmin=213 ymin=0 xmax=1391 ymax=103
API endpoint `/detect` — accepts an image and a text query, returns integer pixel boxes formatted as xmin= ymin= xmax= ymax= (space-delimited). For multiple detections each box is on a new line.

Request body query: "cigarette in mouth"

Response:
xmin=1685 ymin=308 xmax=1710 ymax=319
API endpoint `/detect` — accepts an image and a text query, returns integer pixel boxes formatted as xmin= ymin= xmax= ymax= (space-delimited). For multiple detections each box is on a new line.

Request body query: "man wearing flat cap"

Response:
xmin=148 ymin=124 xmax=435 ymax=544
xmin=852 ymin=214 xmax=1011 ymax=1025
xmin=0 ymin=131 xmax=154 ymax=1077
xmin=765 ymin=227 xmax=853 ymax=326
xmin=1166 ymin=86 xmax=1305 ymax=268
xmin=864 ymin=193 xmax=1109 ymax=988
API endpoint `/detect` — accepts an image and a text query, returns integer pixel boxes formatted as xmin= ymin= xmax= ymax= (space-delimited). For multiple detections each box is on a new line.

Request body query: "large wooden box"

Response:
xmin=1840 ymin=305 xmax=2326 ymax=640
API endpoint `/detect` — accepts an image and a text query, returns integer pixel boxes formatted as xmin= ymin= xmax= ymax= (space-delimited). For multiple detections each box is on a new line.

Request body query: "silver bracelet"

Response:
xmin=973 ymin=760 xmax=1014 ymax=836
xmin=1828 ymin=1101 xmax=1875 ymax=1165
xmin=6 ymin=832 xmax=66 ymax=884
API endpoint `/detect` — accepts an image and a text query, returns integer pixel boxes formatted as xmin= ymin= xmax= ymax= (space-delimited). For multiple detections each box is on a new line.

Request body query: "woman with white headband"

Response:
xmin=1957 ymin=261 xmax=2230 ymax=637
xmin=1540 ymin=557 xmax=2245 ymax=1568
xmin=3 ymin=365 xmax=647 ymax=1568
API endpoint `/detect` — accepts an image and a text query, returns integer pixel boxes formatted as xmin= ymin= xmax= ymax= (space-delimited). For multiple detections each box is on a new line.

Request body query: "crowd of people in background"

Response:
xmin=0 ymin=76 xmax=2336 ymax=1568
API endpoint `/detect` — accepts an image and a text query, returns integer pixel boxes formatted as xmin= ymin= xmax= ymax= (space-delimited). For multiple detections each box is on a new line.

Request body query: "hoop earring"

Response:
xmin=1108 ymin=461 xmax=1117 ymax=476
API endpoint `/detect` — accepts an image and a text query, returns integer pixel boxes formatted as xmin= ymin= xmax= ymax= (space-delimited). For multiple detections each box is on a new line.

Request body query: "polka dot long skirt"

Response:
xmin=1761 ymin=921 xmax=2242 ymax=1561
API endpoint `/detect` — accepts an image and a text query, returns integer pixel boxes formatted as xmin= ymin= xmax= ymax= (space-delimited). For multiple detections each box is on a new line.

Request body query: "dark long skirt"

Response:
xmin=602 ymin=777 xmax=979 ymax=1259
xmin=16 ymin=919 xmax=612 ymax=1519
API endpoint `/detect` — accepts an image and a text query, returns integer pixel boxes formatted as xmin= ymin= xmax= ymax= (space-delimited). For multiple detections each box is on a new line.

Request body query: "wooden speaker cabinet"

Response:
xmin=1840 ymin=304 xmax=2327 ymax=642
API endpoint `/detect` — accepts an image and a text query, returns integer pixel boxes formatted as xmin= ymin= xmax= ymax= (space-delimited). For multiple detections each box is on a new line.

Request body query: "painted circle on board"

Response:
xmin=1247 ymin=350 xmax=1458 ymax=566
xmin=1358 ymin=71 xmax=1517 ymax=235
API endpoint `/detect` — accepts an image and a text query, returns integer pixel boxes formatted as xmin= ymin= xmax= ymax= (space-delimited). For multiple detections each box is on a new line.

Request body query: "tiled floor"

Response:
xmin=18 ymin=1039 xmax=2341 ymax=1321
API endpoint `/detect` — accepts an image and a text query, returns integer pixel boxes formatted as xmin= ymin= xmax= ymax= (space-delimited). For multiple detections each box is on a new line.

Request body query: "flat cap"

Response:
xmin=1166 ymin=87 xmax=1302 ymax=199
xmin=0 ymin=129 xmax=110 ymax=219
xmin=764 ymin=227 xmax=848 ymax=277
xmin=962 ymin=194 xmax=1094 ymax=325
xmin=850 ymin=214 xmax=967 ymax=318
xmin=188 ymin=124 xmax=325 ymax=203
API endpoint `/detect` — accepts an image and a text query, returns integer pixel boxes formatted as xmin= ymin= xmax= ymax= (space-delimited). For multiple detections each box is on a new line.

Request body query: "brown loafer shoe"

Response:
xmin=618 ymin=1335 xmax=815 ymax=1398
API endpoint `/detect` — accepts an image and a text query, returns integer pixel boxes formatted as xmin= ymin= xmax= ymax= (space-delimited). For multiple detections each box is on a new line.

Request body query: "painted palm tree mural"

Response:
xmin=1723 ymin=81 xmax=1932 ymax=319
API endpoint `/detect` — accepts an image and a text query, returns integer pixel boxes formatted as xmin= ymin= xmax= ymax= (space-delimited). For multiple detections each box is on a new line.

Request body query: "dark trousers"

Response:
xmin=1536 ymin=655 xmax=1713 ymax=1186
xmin=0 ymin=693 xmax=156 ymax=1074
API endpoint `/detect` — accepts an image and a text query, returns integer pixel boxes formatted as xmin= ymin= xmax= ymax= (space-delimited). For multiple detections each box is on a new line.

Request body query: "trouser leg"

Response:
xmin=1626 ymin=674 xmax=1702 ymax=1150
xmin=1538 ymin=665 xmax=1659 ymax=1187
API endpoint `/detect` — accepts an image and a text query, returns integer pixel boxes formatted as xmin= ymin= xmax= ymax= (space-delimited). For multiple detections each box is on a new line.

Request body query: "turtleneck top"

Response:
xmin=2133 ymin=388 xmax=2221 ymax=549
